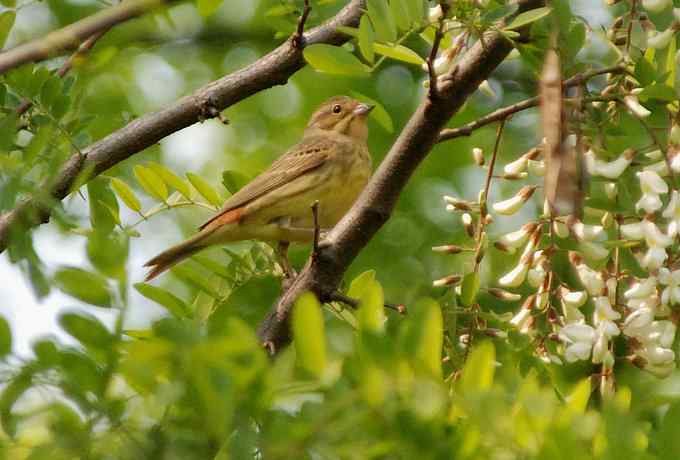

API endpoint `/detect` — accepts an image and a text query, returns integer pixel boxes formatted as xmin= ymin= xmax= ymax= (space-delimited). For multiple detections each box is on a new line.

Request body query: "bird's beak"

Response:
xmin=353 ymin=103 xmax=375 ymax=116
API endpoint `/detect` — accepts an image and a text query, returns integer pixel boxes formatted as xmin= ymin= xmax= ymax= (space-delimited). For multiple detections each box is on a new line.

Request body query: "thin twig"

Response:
xmin=311 ymin=200 xmax=320 ymax=257
xmin=436 ymin=65 xmax=626 ymax=143
xmin=17 ymin=28 xmax=111 ymax=116
xmin=329 ymin=291 xmax=407 ymax=314
xmin=426 ymin=3 xmax=448 ymax=99
xmin=292 ymin=0 xmax=312 ymax=49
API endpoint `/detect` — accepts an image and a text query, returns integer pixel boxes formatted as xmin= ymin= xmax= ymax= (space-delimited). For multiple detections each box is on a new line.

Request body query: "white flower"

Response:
xmin=498 ymin=223 xmax=536 ymax=250
xmin=527 ymin=264 xmax=546 ymax=288
xmin=623 ymin=307 xmax=655 ymax=335
xmin=658 ymin=268 xmax=680 ymax=306
xmin=428 ymin=4 xmax=443 ymax=22
xmin=640 ymin=345 xmax=675 ymax=366
xmin=663 ymin=190 xmax=680 ymax=237
xmin=636 ymin=170 xmax=668 ymax=213
xmin=499 ymin=262 xmax=529 ymax=288
xmin=642 ymin=0 xmax=671 ymax=13
xmin=492 ymin=186 xmax=536 ymax=215
xmin=575 ymin=262 xmax=605 ymax=296
xmin=647 ymin=160 xmax=669 ymax=176
xmin=671 ymin=153 xmax=680 ymax=174
xmin=472 ymin=147 xmax=484 ymax=166
xmin=641 ymin=220 xmax=673 ymax=270
xmin=643 ymin=320 xmax=677 ymax=348
xmin=594 ymin=296 xmax=621 ymax=322
xmin=504 ymin=156 xmax=527 ymax=175
xmin=621 ymin=222 xmax=645 ymax=240
xmin=572 ymin=222 xmax=605 ymax=241
xmin=592 ymin=325 xmax=612 ymax=364
xmin=563 ymin=290 xmax=587 ymax=308
xmin=604 ymin=183 xmax=618 ymax=201
xmin=624 ymin=276 xmax=657 ymax=299
xmin=559 ymin=323 xmax=596 ymax=363
xmin=648 ymin=28 xmax=675 ymax=49
xmin=509 ymin=307 xmax=532 ymax=333
xmin=584 ymin=149 xmax=634 ymax=179
xmin=624 ymin=95 xmax=652 ymax=118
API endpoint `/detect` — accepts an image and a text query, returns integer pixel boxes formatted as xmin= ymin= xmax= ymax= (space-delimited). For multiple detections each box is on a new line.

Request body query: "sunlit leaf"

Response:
xmin=349 ymin=91 xmax=393 ymax=132
xmin=566 ymin=378 xmax=591 ymax=414
xmin=460 ymin=272 xmax=480 ymax=307
xmin=187 ymin=172 xmax=222 ymax=207
xmin=134 ymin=164 xmax=168 ymax=202
xmin=303 ymin=44 xmax=371 ymax=76
xmin=460 ymin=341 xmax=495 ymax=392
xmin=367 ymin=0 xmax=397 ymax=42
xmin=0 ymin=316 xmax=11 ymax=358
xmin=504 ymin=7 xmax=552 ymax=30
xmin=148 ymin=162 xmax=192 ymax=199
xmin=415 ymin=298 xmax=443 ymax=378
xmin=373 ymin=43 xmax=424 ymax=65
xmin=390 ymin=0 xmax=411 ymax=31
xmin=0 ymin=12 xmax=15 ymax=49
xmin=196 ymin=0 xmax=223 ymax=17
xmin=222 ymin=170 xmax=250 ymax=195
xmin=292 ymin=292 xmax=326 ymax=378
xmin=359 ymin=15 xmax=375 ymax=64
xmin=356 ymin=274 xmax=385 ymax=333
xmin=110 ymin=177 xmax=141 ymax=212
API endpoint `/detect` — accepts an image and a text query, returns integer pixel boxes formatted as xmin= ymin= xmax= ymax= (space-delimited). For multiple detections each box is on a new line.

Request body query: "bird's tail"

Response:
xmin=143 ymin=231 xmax=210 ymax=281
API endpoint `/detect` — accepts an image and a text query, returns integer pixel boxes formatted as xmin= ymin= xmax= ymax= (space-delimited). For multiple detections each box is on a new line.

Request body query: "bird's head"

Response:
xmin=305 ymin=96 xmax=374 ymax=142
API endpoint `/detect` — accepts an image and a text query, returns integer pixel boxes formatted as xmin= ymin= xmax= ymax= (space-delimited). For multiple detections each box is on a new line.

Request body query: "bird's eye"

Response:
xmin=332 ymin=104 xmax=342 ymax=114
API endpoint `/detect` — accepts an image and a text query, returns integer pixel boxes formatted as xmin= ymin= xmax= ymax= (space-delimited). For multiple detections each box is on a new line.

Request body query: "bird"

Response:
xmin=143 ymin=96 xmax=374 ymax=281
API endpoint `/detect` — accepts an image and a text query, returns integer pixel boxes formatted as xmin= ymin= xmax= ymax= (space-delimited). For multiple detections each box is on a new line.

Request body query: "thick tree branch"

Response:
xmin=257 ymin=0 xmax=546 ymax=352
xmin=0 ymin=0 xmax=177 ymax=75
xmin=0 ymin=0 xmax=366 ymax=253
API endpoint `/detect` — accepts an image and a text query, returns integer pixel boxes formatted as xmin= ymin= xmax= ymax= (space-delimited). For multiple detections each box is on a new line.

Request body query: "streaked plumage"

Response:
xmin=144 ymin=96 xmax=373 ymax=280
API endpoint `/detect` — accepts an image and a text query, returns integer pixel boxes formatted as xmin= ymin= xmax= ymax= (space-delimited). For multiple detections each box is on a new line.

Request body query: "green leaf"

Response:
xmin=54 ymin=267 xmax=112 ymax=308
xmin=347 ymin=269 xmax=376 ymax=298
xmin=0 ymin=369 xmax=32 ymax=438
xmin=221 ymin=170 xmax=250 ymax=194
xmin=460 ymin=272 xmax=480 ymax=307
xmin=292 ymin=292 xmax=326 ymax=378
xmin=367 ymin=0 xmax=397 ymax=42
xmin=109 ymin=177 xmax=141 ymax=212
xmin=303 ymin=44 xmax=371 ymax=76
xmin=359 ymin=15 xmax=375 ymax=64
xmin=187 ymin=172 xmax=222 ymax=207
xmin=405 ymin=0 xmax=424 ymax=26
xmin=460 ymin=341 xmax=495 ymax=392
xmin=566 ymin=378 xmax=591 ymax=414
xmin=504 ymin=6 xmax=552 ymax=30
xmin=87 ymin=230 xmax=129 ymax=279
xmin=348 ymin=91 xmax=393 ymax=132
xmin=657 ymin=401 xmax=680 ymax=459
xmin=134 ymin=164 xmax=168 ymax=202
xmin=88 ymin=179 xmax=118 ymax=234
xmin=196 ymin=0 xmax=223 ymax=17
xmin=171 ymin=264 xmax=221 ymax=298
xmin=148 ymin=162 xmax=192 ymax=199
xmin=415 ymin=298 xmax=443 ymax=378
xmin=135 ymin=283 xmax=191 ymax=318
xmin=638 ymin=83 xmax=677 ymax=102
xmin=59 ymin=312 xmax=111 ymax=349
xmin=0 ymin=12 xmax=15 ymax=49
xmin=357 ymin=274 xmax=385 ymax=333
xmin=0 ymin=113 xmax=16 ymax=151
xmin=390 ymin=0 xmax=411 ymax=31
xmin=634 ymin=56 xmax=656 ymax=87
xmin=337 ymin=26 xmax=360 ymax=38
xmin=0 ymin=316 xmax=11 ymax=359
xmin=373 ymin=43 xmax=424 ymax=65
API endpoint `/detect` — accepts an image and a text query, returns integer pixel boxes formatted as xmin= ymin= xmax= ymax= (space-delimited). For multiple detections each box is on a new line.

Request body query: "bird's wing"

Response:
xmin=199 ymin=136 xmax=336 ymax=230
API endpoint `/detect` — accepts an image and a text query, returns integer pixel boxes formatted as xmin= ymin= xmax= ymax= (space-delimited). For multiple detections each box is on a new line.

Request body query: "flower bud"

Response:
xmin=444 ymin=196 xmax=474 ymax=211
xmin=498 ymin=222 xmax=537 ymax=249
xmin=433 ymin=274 xmax=462 ymax=287
xmin=487 ymin=288 xmax=522 ymax=302
xmin=492 ymin=186 xmax=536 ymax=215
xmin=502 ymin=172 xmax=528 ymax=180
xmin=571 ymin=221 xmax=605 ymax=241
xmin=462 ymin=212 xmax=474 ymax=237
xmin=478 ymin=80 xmax=496 ymax=98
xmin=432 ymin=244 xmax=465 ymax=254
xmin=562 ymin=289 xmax=588 ymax=308
xmin=504 ymin=156 xmax=528 ymax=175
xmin=624 ymin=95 xmax=652 ymax=118
xmin=499 ymin=261 xmax=529 ymax=288
xmin=472 ymin=147 xmax=485 ymax=166
xmin=604 ymin=182 xmax=618 ymax=201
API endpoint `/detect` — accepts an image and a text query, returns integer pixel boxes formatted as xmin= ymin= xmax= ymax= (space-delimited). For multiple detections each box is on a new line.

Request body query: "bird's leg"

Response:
xmin=276 ymin=240 xmax=296 ymax=281
xmin=311 ymin=200 xmax=321 ymax=259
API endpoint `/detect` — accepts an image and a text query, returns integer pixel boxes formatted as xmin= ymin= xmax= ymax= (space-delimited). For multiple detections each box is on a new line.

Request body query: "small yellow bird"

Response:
xmin=144 ymin=96 xmax=374 ymax=281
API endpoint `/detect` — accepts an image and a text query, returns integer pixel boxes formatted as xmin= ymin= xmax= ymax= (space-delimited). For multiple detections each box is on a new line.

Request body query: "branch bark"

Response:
xmin=0 ymin=0 xmax=178 ymax=75
xmin=0 ymin=0 xmax=366 ymax=252
xmin=257 ymin=0 xmax=545 ymax=351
